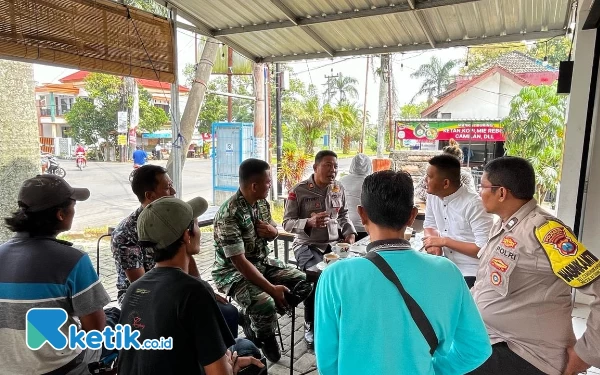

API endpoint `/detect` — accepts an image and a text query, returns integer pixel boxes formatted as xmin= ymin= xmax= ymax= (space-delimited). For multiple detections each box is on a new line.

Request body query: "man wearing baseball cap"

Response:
xmin=118 ymin=196 xmax=265 ymax=375
xmin=0 ymin=175 xmax=112 ymax=374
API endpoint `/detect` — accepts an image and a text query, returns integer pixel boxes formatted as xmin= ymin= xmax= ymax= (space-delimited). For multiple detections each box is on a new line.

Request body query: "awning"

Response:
xmin=142 ymin=130 xmax=172 ymax=138
xmin=161 ymin=0 xmax=575 ymax=63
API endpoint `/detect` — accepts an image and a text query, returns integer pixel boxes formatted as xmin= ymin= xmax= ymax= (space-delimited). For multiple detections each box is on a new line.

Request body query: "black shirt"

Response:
xmin=118 ymin=267 xmax=235 ymax=375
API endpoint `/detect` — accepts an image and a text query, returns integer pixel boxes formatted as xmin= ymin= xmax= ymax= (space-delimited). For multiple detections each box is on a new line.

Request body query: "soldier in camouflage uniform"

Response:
xmin=283 ymin=150 xmax=357 ymax=347
xmin=213 ymin=158 xmax=311 ymax=363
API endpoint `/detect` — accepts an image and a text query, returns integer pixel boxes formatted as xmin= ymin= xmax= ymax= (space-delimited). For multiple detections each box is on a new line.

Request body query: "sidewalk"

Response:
xmin=91 ymin=233 xmax=317 ymax=375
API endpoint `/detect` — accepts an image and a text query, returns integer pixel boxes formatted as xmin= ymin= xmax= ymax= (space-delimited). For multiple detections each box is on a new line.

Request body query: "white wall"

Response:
xmin=557 ymin=0 xmax=597 ymax=229
xmin=436 ymin=73 xmax=522 ymax=119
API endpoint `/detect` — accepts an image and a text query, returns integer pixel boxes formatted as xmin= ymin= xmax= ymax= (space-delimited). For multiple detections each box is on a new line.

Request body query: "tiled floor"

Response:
xmin=91 ymin=237 xmax=596 ymax=375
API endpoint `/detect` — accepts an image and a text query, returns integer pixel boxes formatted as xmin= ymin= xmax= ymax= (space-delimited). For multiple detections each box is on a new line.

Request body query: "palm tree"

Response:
xmin=323 ymin=74 xmax=359 ymax=104
xmin=333 ymin=102 xmax=364 ymax=154
xmin=294 ymin=85 xmax=335 ymax=154
xmin=410 ymin=57 xmax=458 ymax=104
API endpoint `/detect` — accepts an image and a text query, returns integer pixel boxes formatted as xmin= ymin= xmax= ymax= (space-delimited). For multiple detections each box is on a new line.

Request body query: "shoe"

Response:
xmin=260 ymin=335 xmax=281 ymax=362
xmin=304 ymin=321 xmax=314 ymax=349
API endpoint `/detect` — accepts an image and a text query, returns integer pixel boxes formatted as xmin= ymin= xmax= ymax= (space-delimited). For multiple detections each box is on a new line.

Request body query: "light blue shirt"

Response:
xmin=315 ymin=249 xmax=491 ymax=375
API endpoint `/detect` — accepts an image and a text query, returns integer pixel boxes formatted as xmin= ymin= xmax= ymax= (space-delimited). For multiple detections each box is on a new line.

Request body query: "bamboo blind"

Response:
xmin=0 ymin=0 xmax=175 ymax=82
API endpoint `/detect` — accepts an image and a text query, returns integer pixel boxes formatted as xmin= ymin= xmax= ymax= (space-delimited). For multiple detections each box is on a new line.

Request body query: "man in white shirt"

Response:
xmin=423 ymin=154 xmax=494 ymax=288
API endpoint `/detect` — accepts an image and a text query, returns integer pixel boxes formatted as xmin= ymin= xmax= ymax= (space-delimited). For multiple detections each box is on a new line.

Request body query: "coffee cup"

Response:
xmin=334 ymin=242 xmax=350 ymax=258
xmin=324 ymin=253 xmax=340 ymax=266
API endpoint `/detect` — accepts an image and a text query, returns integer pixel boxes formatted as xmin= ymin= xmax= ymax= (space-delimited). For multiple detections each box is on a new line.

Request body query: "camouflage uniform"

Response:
xmin=111 ymin=206 xmax=155 ymax=305
xmin=212 ymin=190 xmax=311 ymax=339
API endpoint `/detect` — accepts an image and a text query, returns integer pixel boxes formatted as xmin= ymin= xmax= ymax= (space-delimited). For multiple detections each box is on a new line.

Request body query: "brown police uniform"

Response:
xmin=282 ymin=175 xmax=357 ymax=267
xmin=472 ymin=199 xmax=600 ymax=375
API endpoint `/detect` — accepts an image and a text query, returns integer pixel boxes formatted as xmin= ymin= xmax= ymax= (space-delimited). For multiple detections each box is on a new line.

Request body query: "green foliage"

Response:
xmin=292 ymin=85 xmax=335 ymax=154
xmin=462 ymin=43 xmax=528 ymax=74
xmin=322 ymin=74 xmax=359 ymax=104
xmin=65 ymin=73 xmax=169 ymax=147
xmin=332 ymin=101 xmax=363 ymax=154
xmin=461 ymin=37 xmax=572 ymax=75
xmin=399 ymin=102 xmax=428 ymax=118
xmin=283 ymin=141 xmax=297 ymax=153
xmin=183 ymin=66 xmax=254 ymax=134
xmin=501 ymin=83 xmax=566 ymax=201
xmin=528 ymin=37 xmax=572 ymax=68
xmin=410 ymin=57 xmax=458 ymax=104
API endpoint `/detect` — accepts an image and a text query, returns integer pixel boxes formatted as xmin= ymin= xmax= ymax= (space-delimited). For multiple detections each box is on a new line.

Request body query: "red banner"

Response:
xmin=396 ymin=121 xmax=505 ymax=142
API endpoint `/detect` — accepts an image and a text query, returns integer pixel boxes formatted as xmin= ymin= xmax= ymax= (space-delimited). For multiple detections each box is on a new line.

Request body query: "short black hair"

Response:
xmin=5 ymin=199 xmax=72 ymax=235
xmin=429 ymin=154 xmax=461 ymax=186
xmin=315 ymin=150 xmax=337 ymax=164
xmin=239 ymin=158 xmax=270 ymax=186
xmin=139 ymin=221 xmax=195 ymax=262
xmin=361 ymin=170 xmax=414 ymax=230
xmin=131 ymin=165 xmax=168 ymax=203
xmin=484 ymin=157 xmax=535 ymax=200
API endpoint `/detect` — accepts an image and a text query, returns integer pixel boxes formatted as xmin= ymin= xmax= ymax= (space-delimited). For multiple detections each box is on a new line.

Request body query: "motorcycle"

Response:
xmin=41 ymin=153 xmax=66 ymax=178
xmin=75 ymin=152 xmax=86 ymax=171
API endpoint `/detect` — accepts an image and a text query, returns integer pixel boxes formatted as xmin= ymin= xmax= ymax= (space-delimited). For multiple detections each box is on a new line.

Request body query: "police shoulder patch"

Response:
xmin=288 ymin=192 xmax=297 ymax=201
xmin=535 ymin=219 xmax=600 ymax=288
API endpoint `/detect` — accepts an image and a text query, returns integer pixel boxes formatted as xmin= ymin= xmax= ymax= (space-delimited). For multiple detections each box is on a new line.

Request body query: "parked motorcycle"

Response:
xmin=41 ymin=153 xmax=66 ymax=178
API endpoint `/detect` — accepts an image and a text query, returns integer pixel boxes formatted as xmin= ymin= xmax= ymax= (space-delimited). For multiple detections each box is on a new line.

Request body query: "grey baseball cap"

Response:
xmin=137 ymin=196 xmax=208 ymax=249
xmin=18 ymin=175 xmax=90 ymax=212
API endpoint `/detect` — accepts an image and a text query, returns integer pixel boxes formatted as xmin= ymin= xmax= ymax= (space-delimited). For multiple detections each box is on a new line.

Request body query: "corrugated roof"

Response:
xmin=160 ymin=0 xmax=574 ymax=63
xmin=468 ymin=51 xmax=558 ymax=75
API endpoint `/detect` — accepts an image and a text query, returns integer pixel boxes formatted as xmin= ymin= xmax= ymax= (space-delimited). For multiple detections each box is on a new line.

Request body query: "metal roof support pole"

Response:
xmin=169 ymin=6 xmax=182 ymax=198
xmin=406 ymin=0 xmax=436 ymax=48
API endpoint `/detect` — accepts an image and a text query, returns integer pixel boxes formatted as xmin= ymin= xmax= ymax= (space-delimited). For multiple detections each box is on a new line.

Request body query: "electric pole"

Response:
xmin=360 ymin=56 xmax=369 ymax=153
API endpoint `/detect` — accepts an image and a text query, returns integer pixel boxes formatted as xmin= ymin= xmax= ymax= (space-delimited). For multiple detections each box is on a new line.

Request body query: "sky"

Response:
xmin=32 ymin=28 xmax=467 ymax=123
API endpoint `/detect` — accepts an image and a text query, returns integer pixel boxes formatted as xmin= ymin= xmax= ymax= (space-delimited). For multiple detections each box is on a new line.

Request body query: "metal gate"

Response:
xmin=212 ymin=122 xmax=254 ymax=205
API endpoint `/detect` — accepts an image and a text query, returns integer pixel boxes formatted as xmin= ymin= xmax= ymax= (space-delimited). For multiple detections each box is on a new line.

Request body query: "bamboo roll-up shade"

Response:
xmin=0 ymin=0 xmax=175 ymax=83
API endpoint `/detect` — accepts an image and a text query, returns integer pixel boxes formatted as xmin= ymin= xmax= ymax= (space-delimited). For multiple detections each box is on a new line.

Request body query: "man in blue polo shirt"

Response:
xmin=133 ymin=146 xmax=148 ymax=167
xmin=0 ymin=175 xmax=111 ymax=374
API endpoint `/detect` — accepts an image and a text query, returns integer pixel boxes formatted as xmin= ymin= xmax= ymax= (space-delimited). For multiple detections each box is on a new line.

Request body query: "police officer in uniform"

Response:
xmin=469 ymin=157 xmax=600 ymax=375
xmin=283 ymin=150 xmax=357 ymax=348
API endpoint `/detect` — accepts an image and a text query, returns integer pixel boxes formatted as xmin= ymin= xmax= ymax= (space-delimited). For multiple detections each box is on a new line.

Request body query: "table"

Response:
xmin=198 ymin=206 xmax=219 ymax=228
xmin=304 ymin=234 xmax=424 ymax=281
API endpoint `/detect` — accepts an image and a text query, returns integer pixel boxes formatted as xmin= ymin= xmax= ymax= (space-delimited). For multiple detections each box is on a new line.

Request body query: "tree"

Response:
xmin=399 ymin=102 xmax=428 ymax=118
xmin=462 ymin=42 xmax=527 ymax=74
xmin=528 ymin=36 xmax=572 ymax=68
xmin=166 ymin=37 xmax=219 ymax=177
xmin=183 ymin=65 xmax=254 ymax=134
xmin=410 ymin=57 xmax=458 ymax=104
xmin=293 ymin=85 xmax=335 ymax=154
xmin=65 ymin=73 xmax=168 ymax=153
xmin=501 ymin=83 xmax=566 ymax=202
xmin=332 ymin=102 xmax=363 ymax=154
xmin=323 ymin=74 xmax=359 ymax=103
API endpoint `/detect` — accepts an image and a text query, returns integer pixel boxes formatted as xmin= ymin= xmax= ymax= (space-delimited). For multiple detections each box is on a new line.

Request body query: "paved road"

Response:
xmin=64 ymin=156 xmax=353 ymax=232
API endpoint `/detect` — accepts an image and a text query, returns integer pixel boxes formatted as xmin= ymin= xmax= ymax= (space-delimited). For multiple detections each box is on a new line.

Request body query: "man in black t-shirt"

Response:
xmin=118 ymin=196 xmax=265 ymax=375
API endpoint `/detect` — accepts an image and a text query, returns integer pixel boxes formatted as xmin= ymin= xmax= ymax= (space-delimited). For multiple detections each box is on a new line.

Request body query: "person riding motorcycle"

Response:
xmin=132 ymin=146 xmax=147 ymax=168
xmin=75 ymin=144 xmax=87 ymax=167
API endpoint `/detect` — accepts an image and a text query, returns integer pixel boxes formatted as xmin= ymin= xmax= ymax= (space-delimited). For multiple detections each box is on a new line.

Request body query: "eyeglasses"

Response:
xmin=480 ymin=185 xmax=502 ymax=190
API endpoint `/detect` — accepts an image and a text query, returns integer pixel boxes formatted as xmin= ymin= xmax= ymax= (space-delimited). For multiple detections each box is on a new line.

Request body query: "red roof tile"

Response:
xmin=59 ymin=71 xmax=189 ymax=92
xmin=421 ymin=66 xmax=533 ymax=117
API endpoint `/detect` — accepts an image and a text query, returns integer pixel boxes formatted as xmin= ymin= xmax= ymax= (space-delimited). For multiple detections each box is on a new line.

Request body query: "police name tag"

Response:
xmin=535 ymin=220 xmax=600 ymax=288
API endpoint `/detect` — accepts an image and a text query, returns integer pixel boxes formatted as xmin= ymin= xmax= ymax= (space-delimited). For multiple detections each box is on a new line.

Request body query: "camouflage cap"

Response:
xmin=137 ymin=196 xmax=208 ymax=249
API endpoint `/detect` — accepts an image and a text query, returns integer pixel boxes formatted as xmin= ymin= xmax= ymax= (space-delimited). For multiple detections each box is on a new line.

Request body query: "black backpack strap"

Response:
xmin=365 ymin=251 xmax=439 ymax=355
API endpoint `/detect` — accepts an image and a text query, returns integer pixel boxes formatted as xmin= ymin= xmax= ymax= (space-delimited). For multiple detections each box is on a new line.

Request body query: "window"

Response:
xmin=441 ymin=113 xmax=451 ymax=119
